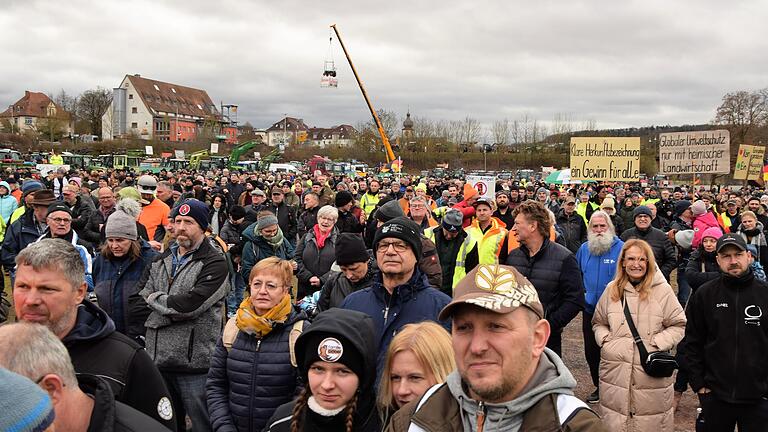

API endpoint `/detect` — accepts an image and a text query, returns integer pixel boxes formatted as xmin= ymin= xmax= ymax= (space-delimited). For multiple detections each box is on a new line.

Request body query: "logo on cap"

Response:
xmin=178 ymin=204 xmax=191 ymax=216
xmin=318 ymin=337 xmax=344 ymax=362
xmin=466 ymin=265 xmax=540 ymax=313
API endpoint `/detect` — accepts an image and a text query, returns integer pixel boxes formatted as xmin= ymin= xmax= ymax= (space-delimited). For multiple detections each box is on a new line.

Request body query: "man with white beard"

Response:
xmin=575 ymin=211 xmax=624 ymax=404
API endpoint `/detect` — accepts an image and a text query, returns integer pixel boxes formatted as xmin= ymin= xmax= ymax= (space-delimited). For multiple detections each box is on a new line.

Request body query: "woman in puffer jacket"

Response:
xmin=206 ymin=257 xmax=309 ymax=432
xmin=592 ymin=239 xmax=686 ymax=432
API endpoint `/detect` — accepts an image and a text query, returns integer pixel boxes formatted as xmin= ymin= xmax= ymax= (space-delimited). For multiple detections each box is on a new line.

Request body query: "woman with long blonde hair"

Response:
xmin=377 ymin=322 xmax=455 ymax=423
xmin=592 ymin=239 xmax=686 ymax=431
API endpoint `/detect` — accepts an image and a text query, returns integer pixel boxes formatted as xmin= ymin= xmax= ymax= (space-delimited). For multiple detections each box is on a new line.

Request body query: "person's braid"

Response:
xmin=344 ymin=393 xmax=359 ymax=432
xmin=290 ymin=387 xmax=310 ymax=432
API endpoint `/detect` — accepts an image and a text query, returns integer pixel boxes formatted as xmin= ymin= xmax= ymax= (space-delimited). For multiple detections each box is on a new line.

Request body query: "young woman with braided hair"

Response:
xmin=263 ymin=308 xmax=380 ymax=432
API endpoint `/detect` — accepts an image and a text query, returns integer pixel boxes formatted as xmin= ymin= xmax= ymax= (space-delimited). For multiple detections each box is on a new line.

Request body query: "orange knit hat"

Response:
xmin=463 ymin=183 xmax=478 ymax=200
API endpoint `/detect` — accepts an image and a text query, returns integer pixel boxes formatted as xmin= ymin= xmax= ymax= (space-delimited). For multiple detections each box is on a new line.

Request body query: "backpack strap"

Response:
xmin=289 ymin=320 xmax=304 ymax=367
xmin=222 ymin=317 xmax=239 ymax=352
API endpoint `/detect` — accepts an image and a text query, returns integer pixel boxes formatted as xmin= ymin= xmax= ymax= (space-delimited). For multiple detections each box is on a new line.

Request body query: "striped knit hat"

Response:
xmin=0 ymin=367 xmax=55 ymax=431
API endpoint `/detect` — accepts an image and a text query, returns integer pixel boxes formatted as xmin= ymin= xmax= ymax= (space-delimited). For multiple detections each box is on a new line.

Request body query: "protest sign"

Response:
xmin=466 ymin=175 xmax=496 ymax=200
xmin=570 ymin=137 xmax=640 ymax=181
xmin=658 ymin=130 xmax=729 ymax=175
xmin=748 ymin=146 xmax=765 ymax=181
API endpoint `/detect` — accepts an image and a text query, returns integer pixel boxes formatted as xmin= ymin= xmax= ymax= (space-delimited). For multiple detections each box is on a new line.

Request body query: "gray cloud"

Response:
xmin=2 ymin=0 xmax=767 ymax=134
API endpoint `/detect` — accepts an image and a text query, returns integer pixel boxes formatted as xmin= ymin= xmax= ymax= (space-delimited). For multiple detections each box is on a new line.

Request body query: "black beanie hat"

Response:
xmin=335 ymin=190 xmax=354 ymax=208
xmin=300 ymin=332 xmax=366 ymax=383
xmin=633 ymin=205 xmax=653 ymax=220
xmin=674 ymin=200 xmax=691 ymax=217
xmin=374 ymin=217 xmax=423 ymax=258
xmin=335 ymin=233 xmax=369 ymax=266
xmin=375 ymin=199 xmax=405 ymax=222
xmin=230 ymin=205 xmax=246 ymax=220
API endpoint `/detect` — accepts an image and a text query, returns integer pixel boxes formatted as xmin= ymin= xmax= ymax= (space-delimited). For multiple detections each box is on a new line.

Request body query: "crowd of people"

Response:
xmin=0 ymin=162 xmax=766 ymax=431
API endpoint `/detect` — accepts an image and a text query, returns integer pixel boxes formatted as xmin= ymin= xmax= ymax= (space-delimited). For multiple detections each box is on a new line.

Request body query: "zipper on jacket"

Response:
xmin=732 ymin=287 xmax=740 ymax=401
xmin=187 ymin=328 xmax=195 ymax=362
xmin=476 ymin=401 xmax=486 ymax=432
xmin=256 ymin=339 xmax=262 ymax=351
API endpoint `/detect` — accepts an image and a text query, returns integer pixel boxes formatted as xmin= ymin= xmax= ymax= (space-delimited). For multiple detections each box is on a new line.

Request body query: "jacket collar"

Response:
xmin=372 ymin=267 xmax=429 ymax=303
xmin=78 ymin=374 xmax=117 ymax=432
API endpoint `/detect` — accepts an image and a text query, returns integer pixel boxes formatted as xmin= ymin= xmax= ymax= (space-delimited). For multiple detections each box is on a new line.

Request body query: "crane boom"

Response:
xmin=330 ymin=24 xmax=397 ymax=165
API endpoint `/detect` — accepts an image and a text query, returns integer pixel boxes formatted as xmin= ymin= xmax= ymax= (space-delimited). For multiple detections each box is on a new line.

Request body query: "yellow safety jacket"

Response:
xmin=359 ymin=192 xmax=380 ymax=216
xmin=465 ymin=217 xmax=508 ymax=266
xmin=424 ymin=227 xmax=477 ymax=291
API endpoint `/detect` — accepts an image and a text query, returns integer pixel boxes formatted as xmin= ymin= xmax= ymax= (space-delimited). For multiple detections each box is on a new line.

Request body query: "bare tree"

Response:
xmin=77 ymin=87 xmax=113 ymax=137
xmin=491 ymin=118 xmax=510 ymax=146
xmin=580 ymin=118 xmax=597 ymax=131
xmin=510 ymin=119 xmax=521 ymax=145
xmin=714 ymin=89 xmax=768 ymax=144
xmin=551 ymin=112 xmax=574 ymax=136
xmin=458 ymin=116 xmax=481 ymax=146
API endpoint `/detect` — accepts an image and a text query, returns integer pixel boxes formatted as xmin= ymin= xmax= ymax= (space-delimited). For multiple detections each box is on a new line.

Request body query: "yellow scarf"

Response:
xmin=235 ymin=294 xmax=292 ymax=338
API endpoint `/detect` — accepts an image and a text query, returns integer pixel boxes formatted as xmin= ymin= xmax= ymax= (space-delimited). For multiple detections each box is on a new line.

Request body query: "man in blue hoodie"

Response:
xmin=575 ymin=211 xmax=623 ymax=405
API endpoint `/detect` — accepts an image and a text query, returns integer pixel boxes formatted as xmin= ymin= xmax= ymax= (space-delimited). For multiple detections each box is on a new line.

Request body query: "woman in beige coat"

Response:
xmin=592 ymin=239 xmax=686 ymax=431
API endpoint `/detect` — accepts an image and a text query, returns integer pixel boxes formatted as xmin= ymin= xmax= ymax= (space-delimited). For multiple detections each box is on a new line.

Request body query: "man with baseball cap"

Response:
xmin=340 ymin=217 xmax=450 ymax=373
xmin=681 ymin=233 xmax=768 ymax=431
xmin=388 ymin=264 xmax=604 ymax=431
xmin=131 ymin=198 xmax=230 ymax=431
xmin=1 ymin=189 xmax=57 ymax=281
xmin=136 ymin=174 xmax=170 ymax=242
xmin=425 ymin=208 xmax=478 ymax=295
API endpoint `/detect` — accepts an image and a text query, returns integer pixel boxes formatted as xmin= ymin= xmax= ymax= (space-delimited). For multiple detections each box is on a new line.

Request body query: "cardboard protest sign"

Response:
xmin=570 ymin=137 xmax=640 ymax=181
xmin=734 ymin=145 xmax=753 ymax=180
xmin=658 ymin=130 xmax=729 ymax=175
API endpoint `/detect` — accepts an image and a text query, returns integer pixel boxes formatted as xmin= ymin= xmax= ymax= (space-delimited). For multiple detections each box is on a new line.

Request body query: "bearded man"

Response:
xmin=575 ymin=211 xmax=624 ymax=404
xmin=493 ymin=190 xmax=515 ymax=229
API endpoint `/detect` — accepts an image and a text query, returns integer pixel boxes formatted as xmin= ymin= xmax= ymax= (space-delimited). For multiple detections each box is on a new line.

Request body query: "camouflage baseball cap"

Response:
xmin=439 ymin=264 xmax=544 ymax=320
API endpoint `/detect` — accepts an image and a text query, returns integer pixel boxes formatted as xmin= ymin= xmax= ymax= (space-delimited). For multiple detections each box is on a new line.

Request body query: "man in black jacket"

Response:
xmin=505 ymin=200 xmax=584 ymax=356
xmin=317 ymin=233 xmax=377 ymax=311
xmin=11 ymin=239 xmax=177 ymax=430
xmin=620 ymin=205 xmax=677 ymax=282
xmin=555 ymin=196 xmax=587 ymax=254
xmin=0 ymin=322 xmax=170 ymax=432
xmin=680 ymin=234 xmax=768 ymax=432
xmin=267 ymin=186 xmax=298 ymax=246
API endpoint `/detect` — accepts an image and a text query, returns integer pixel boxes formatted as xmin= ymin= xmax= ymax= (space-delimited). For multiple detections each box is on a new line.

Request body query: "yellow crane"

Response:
xmin=330 ymin=24 xmax=399 ymax=171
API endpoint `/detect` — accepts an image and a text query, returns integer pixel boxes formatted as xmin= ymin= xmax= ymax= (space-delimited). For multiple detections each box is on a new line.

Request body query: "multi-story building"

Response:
xmin=266 ymin=117 xmax=310 ymax=148
xmin=101 ymin=74 xmax=237 ymax=144
xmin=0 ymin=91 xmax=74 ymax=136
xmin=308 ymin=124 xmax=356 ymax=148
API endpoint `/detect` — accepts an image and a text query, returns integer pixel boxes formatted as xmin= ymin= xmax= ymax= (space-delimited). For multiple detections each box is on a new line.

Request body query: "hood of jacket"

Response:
xmin=62 ymin=300 xmax=116 ymax=346
xmin=446 ymin=348 xmax=577 ymax=432
xmin=295 ymin=309 xmax=378 ymax=428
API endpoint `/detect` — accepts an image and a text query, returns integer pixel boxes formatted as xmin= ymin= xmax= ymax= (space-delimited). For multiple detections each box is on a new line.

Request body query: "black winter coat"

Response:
xmin=684 ymin=247 xmax=720 ymax=291
xmin=505 ymin=239 xmax=584 ymax=333
xmin=620 ymin=226 xmax=677 ymax=281
xmin=317 ymin=258 xmax=377 ymax=311
xmin=64 ymin=301 xmax=177 ymax=431
xmin=555 ymin=208 xmax=587 ymax=254
xmin=680 ymin=270 xmax=768 ymax=403
xmin=78 ymin=374 xmax=170 ymax=432
xmin=267 ymin=202 xmax=298 ymax=243
xmin=298 ymin=206 xmax=319 ymax=239
xmin=206 ymin=309 xmax=308 ymax=432
xmin=82 ymin=207 xmax=115 ymax=245
xmin=294 ymin=227 xmax=338 ymax=298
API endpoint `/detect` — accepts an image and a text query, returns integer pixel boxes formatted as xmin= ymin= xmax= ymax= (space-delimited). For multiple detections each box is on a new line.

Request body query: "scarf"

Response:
xmin=313 ymin=224 xmax=331 ymax=249
xmin=235 ymin=294 xmax=292 ymax=338
xmin=260 ymin=226 xmax=285 ymax=249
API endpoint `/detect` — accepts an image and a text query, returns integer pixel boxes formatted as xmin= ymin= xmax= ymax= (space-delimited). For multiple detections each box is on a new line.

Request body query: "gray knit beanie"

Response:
xmin=105 ymin=210 xmax=138 ymax=240
xmin=257 ymin=213 xmax=279 ymax=231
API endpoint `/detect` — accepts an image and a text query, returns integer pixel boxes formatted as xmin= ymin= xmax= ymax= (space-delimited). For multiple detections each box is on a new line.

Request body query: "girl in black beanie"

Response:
xmin=263 ymin=308 xmax=380 ymax=432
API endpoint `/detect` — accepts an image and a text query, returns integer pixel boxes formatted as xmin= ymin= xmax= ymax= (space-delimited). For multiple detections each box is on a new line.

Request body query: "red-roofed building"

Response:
xmin=0 ymin=91 xmax=74 ymax=135
xmin=101 ymin=74 xmax=237 ymax=144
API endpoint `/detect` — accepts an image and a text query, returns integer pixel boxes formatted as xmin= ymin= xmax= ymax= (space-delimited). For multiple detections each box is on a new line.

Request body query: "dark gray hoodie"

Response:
xmin=446 ymin=348 xmax=578 ymax=432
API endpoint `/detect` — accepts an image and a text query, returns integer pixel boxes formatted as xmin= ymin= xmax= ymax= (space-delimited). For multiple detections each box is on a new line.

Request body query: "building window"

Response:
xmin=131 ymin=122 xmax=138 ymax=129
xmin=132 ymin=107 xmax=138 ymax=114
xmin=128 ymin=94 xmax=133 ymax=100
xmin=24 ymin=117 xmax=33 ymax=125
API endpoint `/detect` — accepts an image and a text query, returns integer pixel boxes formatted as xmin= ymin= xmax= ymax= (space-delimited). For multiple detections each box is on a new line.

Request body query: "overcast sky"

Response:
xmin=2 ymin=0 xmax=767 ymax=135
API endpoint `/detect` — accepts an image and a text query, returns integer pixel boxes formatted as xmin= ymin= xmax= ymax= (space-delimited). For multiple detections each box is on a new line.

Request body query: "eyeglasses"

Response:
xmin=251 ymin=281 xmax=284 ymax=292
xmin=377 ymin=240 xmax=409 ymax=253
xmin=47 ymin=217 xmax=72 ymax=224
